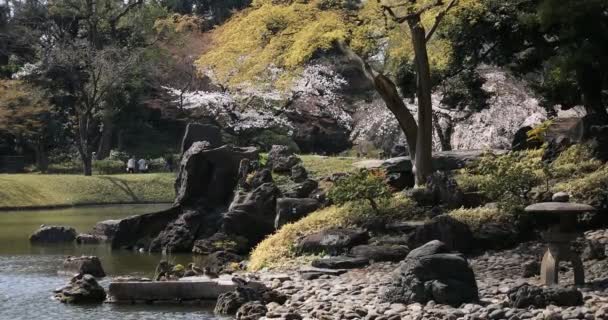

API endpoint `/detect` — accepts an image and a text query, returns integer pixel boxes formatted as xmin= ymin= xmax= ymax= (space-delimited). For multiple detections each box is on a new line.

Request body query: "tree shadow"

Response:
xmin=98 ymin=176 xmax=140 ymax=202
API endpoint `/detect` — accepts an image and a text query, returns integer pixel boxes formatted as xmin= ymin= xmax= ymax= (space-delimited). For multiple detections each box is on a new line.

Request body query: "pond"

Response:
xmin=0 ymin=204 xmax=225 ymax=320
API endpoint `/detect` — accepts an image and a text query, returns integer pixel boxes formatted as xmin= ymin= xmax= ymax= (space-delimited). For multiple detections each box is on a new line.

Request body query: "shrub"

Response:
xmin=250 ymin=131 xmax=300 ymax=153
xmin=328 ymin=169 xmax=391 ymax=213
xmin=554 ymin=165 xmax=608 ymax=209
xmin=92 ymin=159 xmax=125 ymax=175
xmin=551 ymin=144 xmax=603 ymax=178
xmin=469 ymin=150 xmax=544 ymax=211
xmin=107 ymin=150 xmax=130 ymax=162
xmin=526 ymin=120 xmax=553 ymax=145
xmin=449 ymin=207 xmax=509 ymax=231
xmin=248 ymin=194 xmax=415 ymax=270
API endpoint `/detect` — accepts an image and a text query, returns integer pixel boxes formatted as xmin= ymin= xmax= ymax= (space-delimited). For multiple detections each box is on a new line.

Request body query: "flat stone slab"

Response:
xmin=311 ymin=256 xmax=369 ymax=269
xmin=108 ymin=279 xmax=239 ymax=302
xmin=525 ymin=202 xmax=596 ymax=214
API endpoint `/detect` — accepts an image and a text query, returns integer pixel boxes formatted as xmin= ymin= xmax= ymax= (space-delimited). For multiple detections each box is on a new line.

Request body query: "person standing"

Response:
xmin=138 ymin=158 xmax=148 ymax=173
xmin=127 ymin=156 xmax=136 ymax=173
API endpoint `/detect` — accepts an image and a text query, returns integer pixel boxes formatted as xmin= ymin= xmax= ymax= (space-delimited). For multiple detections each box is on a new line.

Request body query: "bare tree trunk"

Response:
xmin=338 ymin=43 xmax=419 ymax=156
xmin=77 ymin=113 xmax=93 ymax=176
xmin=433 ymin=112 xmax=453 ymax=151
xmin=97 ymin=115 xmax=114 ymax=159
xmin=408 ymin=16 xmax=434 ymax=186
xmin=35 ymin=143 xmax=48 ymax=172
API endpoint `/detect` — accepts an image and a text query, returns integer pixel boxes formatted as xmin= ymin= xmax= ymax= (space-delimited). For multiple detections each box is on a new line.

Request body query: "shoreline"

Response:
xmin=0 ymin=201 xmax=173 ymax=212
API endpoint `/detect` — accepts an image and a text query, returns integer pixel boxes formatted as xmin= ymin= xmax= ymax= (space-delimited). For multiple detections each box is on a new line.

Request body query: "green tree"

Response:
xmin=198 ymin=0 xmax=485 ymax=185
xmin=0 ymin=80 xmax=55 ymax=171
xmin=449 ymin=0 xmax=608 ymax=120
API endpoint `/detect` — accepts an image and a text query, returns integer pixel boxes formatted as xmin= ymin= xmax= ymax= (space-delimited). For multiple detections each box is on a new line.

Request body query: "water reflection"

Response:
xmin=0 ymin=204 xmax=223 ymax=320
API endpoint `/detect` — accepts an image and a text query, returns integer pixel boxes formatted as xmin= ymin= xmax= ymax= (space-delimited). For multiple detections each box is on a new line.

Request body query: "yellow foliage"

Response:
xmin=449 ymin=207 xmax=509 ymax=231
xmin=198 ymin=0 xmax=487 ymax=88
xmin=248 ymin=194 xmax=415 ymax=270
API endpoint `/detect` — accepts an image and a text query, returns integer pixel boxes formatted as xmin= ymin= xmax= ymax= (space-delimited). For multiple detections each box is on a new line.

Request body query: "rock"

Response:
xmin=290 ymin=164 xmax=308 ymax=183
xmin=180 ymin=123 xmax=223 ymax=154
xmin=267 ymin=145 xmax=301 ymax=173
xmin=521 ymin=260 xmax=540 ymax=278
xmin=311 ymin=256 xmax=369 ymax=269
xmin=473 ymin=222 xmax=519 ymax=250
xmin=275 ymin=198 xmax=320 ymax=229
xmin=111 ymin=143 xmax=258 ymax=251
xmin=384 ymin=252 xmax=478 ymax=306
xmin=29 ymin=225 xmax=77 ymax=243
xmin=54 ymin=273 xmax=106 ymax=304
xmin=75 ymin=233 xmax=101 ymax=244
xmin=192 ymin=232 xmax=249 ymax=255
xmin=175 ymin=142 xmax=259 ymax=207
xmin=61 ymin=256 xmax=106 ymax=278
xmin=223 ymin=182 xmax=281 ymax=245
xmin=296 ymin=228 xmax=369 ymax=255
xmin=215 ymin=286 xmax=262 ymax=315
xmin=381 ymin=150 xmax=506 ymax=175
xmin=508 ymin=284 xmax=583 ymax=308
xmin=236 ymin=301 xmax=268 ymax=320
xmin=409 ymin=215 xmax=474 ymax=253
xmin=92 ymin=219 xmax=120 ymax=240
xmin=283 ymin=179 xmax=318 ymax=198
xmin=552 ymin=192 xmax=570 ymax=202
xmin=424 ymin=171 xmax=465 ymax=208
xmin=406 ymin=240 xmax=449 ymax=259
xmin=582 ymin=240 xmax=606 ymax=261
xmin=197 ymin=250 xmax=245 ymax=275
xmin=150 ymin=209 xmax=204 ymax=252
xmin=215 ymin=283 xmax=284 ymax=315
xmin=299 ymin=267 xmax=347 ymax=280
xmin=350 ymin=244 xmax=410 ymax=262
xmin=390 ymin=144 xmax=408 ymax=157
xmin=512 ymin=126 xmax=544 ymax=151
xmin=249 ymin=169 xmax=273 ymax=189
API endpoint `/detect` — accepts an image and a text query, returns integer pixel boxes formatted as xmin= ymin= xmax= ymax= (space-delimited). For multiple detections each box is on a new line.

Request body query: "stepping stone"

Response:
xmin=311 ymin=256 xmax=369 ymax=269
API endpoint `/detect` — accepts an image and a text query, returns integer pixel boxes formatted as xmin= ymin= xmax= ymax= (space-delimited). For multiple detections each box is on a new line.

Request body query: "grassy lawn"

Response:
xmin=0 ymin=173 xmax=176 ymax=209
xmin=299 ymin=155 xmax=357 ymax=178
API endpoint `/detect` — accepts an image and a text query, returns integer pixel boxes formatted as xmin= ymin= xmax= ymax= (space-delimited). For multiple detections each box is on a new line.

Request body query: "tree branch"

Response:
xmin=380 ymin=0 xmax=444 ymax=23
xmin=425 ymin=0 xmax=458 ymax=42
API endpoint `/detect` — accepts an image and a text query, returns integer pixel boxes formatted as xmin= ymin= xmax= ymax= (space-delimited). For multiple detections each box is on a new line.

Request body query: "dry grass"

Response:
xmin=248 ymin=194 xmax=415 ymax=271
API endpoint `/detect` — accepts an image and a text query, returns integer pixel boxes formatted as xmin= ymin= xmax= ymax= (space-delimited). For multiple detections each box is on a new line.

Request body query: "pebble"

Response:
xmin=252 ymin=229 xmax=608 ymax=320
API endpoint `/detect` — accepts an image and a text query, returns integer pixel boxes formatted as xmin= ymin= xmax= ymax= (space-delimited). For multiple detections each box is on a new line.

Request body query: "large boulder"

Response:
xmin=149 ymin=209 xmax=203 ymax=252
xmin=222 ymin=182 xmax=281 ymax=245
xmin=197 ymin=250 xmax=245 ymax=275
xmin=267 ymin=145 xmax=301 ymax=173
xmin=408 ymin=172 xmax=464 ymax=208
xmin=408 ymin=215 xmax=474 ymax=253
xmin=175 ymin=142 xmax=259 ymax=207
xmin=275 ymin=198 xmax=320 ymax=229
xmin=508 ymin=284 xmax=583 ymax=308
xmin=30 ymin=225 xmax=77 ymax=243
xmin=406 ymin=240 xmax=449 ymax=259
xmin=296 ymin=228 xmax=369 ymax=255
xmin=472 ymin=222 xmax=519 ymax=250
xmin=61 ymin=256 xmax=105 ymax=277
xmin=384 ymin=250 xmax=478 ymax=306
xmin=92 ymin=219 xmax=120 ymax=241
xmin=180 ymin=123 xmax=223 ymax=154
xmin=283 ymin=179 xmax=318 ymax=198
xmin=53 ymin=273 xmax=106 ymax=304
xmin=111 ymin=143 xmax=258 ymax=250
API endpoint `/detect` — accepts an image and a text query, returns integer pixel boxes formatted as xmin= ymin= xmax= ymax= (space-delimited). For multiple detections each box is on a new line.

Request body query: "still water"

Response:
xmin=0 ymin=204 xmax=225 ymax=320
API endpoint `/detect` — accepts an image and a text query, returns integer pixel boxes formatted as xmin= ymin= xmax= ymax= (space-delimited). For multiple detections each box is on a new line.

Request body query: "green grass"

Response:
xmin=299 ymin=155 xmax=357 ymax=178
xmin=0 ymin=173 xmax=176 ymax=209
